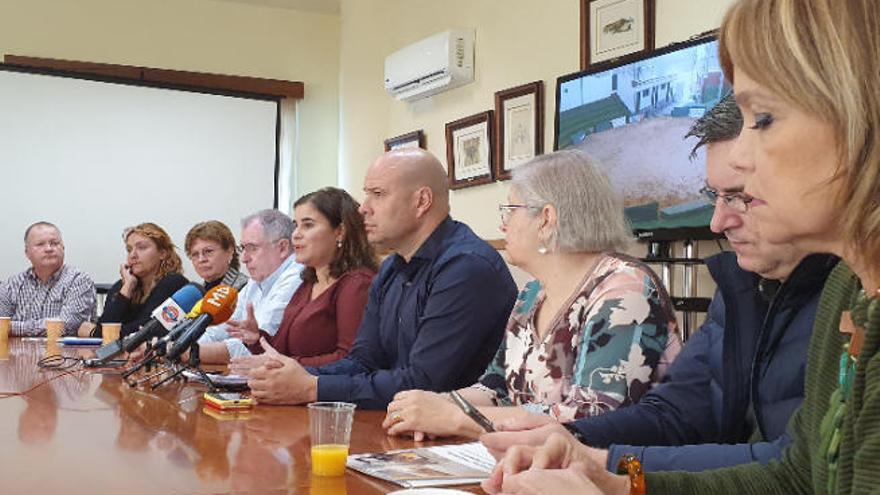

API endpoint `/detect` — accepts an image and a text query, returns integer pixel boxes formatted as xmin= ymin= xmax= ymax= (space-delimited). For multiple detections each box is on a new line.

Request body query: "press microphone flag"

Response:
xmin=165 ymin=284 xmax=239 ymax=362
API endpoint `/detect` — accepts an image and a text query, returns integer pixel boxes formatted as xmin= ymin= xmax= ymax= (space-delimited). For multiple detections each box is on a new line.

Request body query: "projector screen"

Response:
xmin=0 ymin=66 xmax=280 ymax=284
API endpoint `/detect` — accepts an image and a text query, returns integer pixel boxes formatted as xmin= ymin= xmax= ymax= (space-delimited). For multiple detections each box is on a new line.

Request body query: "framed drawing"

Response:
xmin=580 ymin=0 xmax=655 ymax=69
xmin=494 ymin=81 xmax=544 ymax=181
xmin=383 ymin=130 xmax=425 ymax=151
xmin=445 ymin=111 xmax=494 ymax=190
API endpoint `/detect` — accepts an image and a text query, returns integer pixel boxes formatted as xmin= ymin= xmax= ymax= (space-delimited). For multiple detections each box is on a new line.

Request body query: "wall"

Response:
xmin=0 ymin=0 xmax=341 ymax=202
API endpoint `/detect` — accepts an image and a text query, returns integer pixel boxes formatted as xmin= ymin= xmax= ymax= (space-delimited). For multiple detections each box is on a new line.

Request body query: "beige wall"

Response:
xmin=0 ymin=0 xmax=341 ymax=201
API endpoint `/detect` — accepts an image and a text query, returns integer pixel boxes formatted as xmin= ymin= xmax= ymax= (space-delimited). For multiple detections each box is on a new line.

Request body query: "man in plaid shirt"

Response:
xmin=0 ymin=222 xmax=96 ymax=336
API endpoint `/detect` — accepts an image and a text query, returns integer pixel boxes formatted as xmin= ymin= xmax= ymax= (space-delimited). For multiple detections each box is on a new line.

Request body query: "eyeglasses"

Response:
xmin=499 ymin=204 xmax=542 ymax=225
xmin=699 ymin=186 xmax=754 ymax=213
xmin=187 ymin=248 xmax=218 ymax=261
xmin=30 ymin=240 xmax=62 ymax=250
xmin=238 ymin=238 xmax=285 ymax=256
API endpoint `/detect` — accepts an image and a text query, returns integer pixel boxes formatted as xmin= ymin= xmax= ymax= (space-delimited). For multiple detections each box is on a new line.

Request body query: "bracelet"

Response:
xmin=616 ymin=454 xmax=646 ymax=495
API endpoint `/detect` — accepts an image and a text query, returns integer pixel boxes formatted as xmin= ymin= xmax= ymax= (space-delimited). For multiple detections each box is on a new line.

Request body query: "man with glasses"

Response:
xmin=230 ymin=148 xmax=517 ymax=409
xmin=198 ymin=209 xmax=302 ymax=364
xmin=0 ymin=222 xmax=96 ymax=336
xmin=481 ymin=94 xmax=838 ymax=473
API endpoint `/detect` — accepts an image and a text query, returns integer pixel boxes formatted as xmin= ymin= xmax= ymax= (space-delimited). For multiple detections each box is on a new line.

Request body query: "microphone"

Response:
xmin=165 ymin=285 xmax=238 ymax=362
xmin=91 ymin=284 xmax=203 ymax=363
xmin=153 ymin=298 xmax=205 ymax=353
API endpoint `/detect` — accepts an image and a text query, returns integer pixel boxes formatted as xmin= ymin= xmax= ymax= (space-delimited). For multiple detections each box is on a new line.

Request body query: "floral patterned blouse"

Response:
xmin=472 ymin=252 xmax=681 ymax=422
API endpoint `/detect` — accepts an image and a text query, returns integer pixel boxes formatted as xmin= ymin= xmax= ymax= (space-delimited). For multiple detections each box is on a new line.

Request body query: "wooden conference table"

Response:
xmin=0 ymin=338 xmax=483 ymax=494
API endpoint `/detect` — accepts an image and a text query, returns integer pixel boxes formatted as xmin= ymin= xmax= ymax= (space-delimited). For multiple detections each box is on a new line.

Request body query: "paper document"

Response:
xmin=346 ymin=441 xmax=495 ymax=488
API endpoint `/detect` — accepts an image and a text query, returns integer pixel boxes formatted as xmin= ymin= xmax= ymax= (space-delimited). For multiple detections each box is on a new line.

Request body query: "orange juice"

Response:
xmin=311 ymin=444 xmax=349 ymax=476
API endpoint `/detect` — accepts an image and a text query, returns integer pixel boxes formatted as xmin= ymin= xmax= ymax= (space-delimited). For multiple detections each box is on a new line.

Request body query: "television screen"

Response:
xmin=555 ymin=36 xmax=727 ymax=238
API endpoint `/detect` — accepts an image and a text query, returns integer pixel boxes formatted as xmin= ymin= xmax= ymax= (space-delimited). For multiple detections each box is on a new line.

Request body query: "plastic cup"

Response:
xmin=101 ymin=322 xmax=121 ymax=345
xmin=308 ymin=402 xmax=356 ymax=477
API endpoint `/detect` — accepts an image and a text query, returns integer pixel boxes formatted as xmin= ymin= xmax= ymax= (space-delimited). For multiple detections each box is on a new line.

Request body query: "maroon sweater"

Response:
xmin=248 ymin=268 xmax=374 ymax=366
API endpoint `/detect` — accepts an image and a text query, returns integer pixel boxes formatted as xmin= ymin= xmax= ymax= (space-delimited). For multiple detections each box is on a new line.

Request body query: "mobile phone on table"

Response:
xmin=203 ymin=392 xmax=253 ymax=410
xmin=449 ymin=390 xmax=495 ymax=432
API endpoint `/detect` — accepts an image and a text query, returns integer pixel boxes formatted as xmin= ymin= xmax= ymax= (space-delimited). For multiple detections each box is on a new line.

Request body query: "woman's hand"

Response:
xmin=482 ymin=432 xmax=626 ymax=494
xmin=383 ymin=390 xmax=474 ymax=440
xmin=485 ymin=463 xmax=617 ymax=495
xmin=226 ymin=304 xmax=262 ymax=345
xmin=119 ymin=263 xmax=138 ymax=298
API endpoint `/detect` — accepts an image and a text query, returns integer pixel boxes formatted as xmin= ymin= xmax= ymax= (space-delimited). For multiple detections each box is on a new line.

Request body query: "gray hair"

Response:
xmin=241 ymin=209 xmax=294 ymax=242
xmin=512 ymin=149 xmax=632 ymax=253
xmin=24 ymin=221 xmax=60 ymax=244
xmin=684 ymin=93 xmax=743 ymax=159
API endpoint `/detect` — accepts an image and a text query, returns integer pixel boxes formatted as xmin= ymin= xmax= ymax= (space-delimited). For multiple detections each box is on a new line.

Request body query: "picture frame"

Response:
xmin=494 ymin=81 xmax=544 ymax=181
xmin=383 ymin=129 xmax=425 ymax=152
xmin=445 ymin=110 xmax=494 ymax=190
xmin=580 ymin=0 xmax=655 ymax=69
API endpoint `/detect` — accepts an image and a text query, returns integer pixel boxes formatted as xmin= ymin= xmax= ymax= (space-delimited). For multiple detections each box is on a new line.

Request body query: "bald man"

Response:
xmin=232 ymin=149 xmax=517 ymax=409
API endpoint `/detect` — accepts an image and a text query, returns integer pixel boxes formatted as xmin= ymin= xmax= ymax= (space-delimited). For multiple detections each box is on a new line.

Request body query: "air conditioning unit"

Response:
xmin=384 ymin=29 xmax=475 ymax=102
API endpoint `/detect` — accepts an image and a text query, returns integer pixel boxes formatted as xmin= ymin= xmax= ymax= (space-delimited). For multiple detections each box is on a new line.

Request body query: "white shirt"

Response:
xmin=198 ymin=255 xmax=302 ymax=358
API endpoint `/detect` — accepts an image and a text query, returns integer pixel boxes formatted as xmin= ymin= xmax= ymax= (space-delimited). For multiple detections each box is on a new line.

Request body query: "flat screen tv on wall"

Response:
xmin=555 ymin=35 xmax=727 ymax=241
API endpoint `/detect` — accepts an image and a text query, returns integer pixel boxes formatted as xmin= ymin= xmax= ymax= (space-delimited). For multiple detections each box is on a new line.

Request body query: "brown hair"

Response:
xmin=184 ymin=220 xmax=240 ymax=271
xmin=123 ymin=222 xmax=183 ymax=304
xmin=719 ymin=0 xmax=880 ymax=279
xmin=293 ymin=187 xmax=378 ymax=283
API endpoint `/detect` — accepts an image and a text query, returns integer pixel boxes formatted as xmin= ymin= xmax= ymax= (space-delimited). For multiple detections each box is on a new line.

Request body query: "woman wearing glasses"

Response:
xmin=90 ymin=222 xmax=189 ymax=338
xmin=184 ymin=221 xmax=249 ymax=291
xmin=228 ymin=187 xmax=377 ymax=366
xmin=383 ymin=149 xmax=680 ymax=440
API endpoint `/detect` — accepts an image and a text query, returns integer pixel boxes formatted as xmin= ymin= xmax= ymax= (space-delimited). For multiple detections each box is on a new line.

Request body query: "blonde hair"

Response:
xmin=123 ymin=222 xmax=183 ymax=304
xmin=719 ymin=0 xmax=880 ymax=278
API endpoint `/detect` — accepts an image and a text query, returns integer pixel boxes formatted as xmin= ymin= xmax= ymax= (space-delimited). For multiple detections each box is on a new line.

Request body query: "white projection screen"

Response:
xmin=0 ymin=66 xmax=280 ymax=285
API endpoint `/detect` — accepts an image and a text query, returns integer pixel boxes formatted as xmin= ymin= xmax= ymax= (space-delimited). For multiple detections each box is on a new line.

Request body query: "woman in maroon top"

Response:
xmin=239 ymin=187 xmax=378 ymax=366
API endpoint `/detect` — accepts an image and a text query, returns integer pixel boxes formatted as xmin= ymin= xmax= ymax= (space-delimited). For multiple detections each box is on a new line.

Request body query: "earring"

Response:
xmin=537 ymin=241 xmax=548 ymax=255
xmin=336 ymin=239 xmax=343 ymax=248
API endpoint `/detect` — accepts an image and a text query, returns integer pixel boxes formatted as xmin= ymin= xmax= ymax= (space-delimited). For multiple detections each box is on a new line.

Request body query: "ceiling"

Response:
xmin=209 ymin=0 xmax=340 ymax=15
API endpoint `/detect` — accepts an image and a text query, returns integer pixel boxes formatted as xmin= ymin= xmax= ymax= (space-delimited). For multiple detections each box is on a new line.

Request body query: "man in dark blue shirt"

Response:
xmin=232 ymin=148 xmax=517 ymax=409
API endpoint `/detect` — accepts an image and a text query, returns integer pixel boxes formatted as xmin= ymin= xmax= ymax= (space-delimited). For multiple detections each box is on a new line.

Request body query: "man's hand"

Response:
xmin=226 ymin=303 xmax=261 ymax=345
xmin=479 ymin=414 xmax=559 ymax=459
xmin=245 ymin=338 xmax=316 ymax=405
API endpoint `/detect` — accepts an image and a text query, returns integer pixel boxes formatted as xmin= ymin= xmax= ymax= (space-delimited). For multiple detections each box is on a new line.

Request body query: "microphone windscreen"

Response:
xmin=186 ymin=300 xmax=203 ymax=319
xmin=199 ymin=285 xmax=239 ymax=325
xmin=171 ymin=284 xmax=204 ymax=313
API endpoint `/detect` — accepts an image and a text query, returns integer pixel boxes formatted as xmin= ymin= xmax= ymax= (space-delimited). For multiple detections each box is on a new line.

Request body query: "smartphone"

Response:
xmin=203 ymin=392 xmax=254 ymax=410
xmin=449 ymin=390 xmax=495 ymax=432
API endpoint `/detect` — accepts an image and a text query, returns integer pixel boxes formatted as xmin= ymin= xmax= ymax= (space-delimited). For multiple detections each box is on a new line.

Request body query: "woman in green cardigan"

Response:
xmin=481 ymin=0 xmax=880 ymax=494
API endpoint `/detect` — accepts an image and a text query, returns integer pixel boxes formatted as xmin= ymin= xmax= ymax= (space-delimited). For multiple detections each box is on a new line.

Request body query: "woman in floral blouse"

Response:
xmin=383 ymin=149 xmax=681 ymax=440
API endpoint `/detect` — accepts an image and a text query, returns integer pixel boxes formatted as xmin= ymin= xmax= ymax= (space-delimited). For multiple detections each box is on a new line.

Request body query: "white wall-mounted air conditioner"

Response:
xmin=384 ymin=29 xmax=475 ymax=102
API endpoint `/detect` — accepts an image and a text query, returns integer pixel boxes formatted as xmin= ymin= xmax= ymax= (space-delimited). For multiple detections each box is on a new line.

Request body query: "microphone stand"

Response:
xmin=150 ymin=342 xmax=218 ymax=393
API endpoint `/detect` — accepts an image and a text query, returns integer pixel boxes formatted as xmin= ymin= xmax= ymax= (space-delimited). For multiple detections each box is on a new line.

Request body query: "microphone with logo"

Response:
xmin=88 ymin=284 xmax=203 ymax=366
xmin=165 ymin=284 xmax=238 ymax=363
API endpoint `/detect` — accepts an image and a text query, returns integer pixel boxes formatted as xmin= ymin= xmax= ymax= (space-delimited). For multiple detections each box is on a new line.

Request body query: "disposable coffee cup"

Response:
xmin=308 ymin=402 xmax=356 ymax=477
xmin=101 ymin=322 xmax=122 ymax=345
xmin=0 ymin=317 xmax=10 ymax=342
xmin=45 ymin=318 xmax=64 ymax=340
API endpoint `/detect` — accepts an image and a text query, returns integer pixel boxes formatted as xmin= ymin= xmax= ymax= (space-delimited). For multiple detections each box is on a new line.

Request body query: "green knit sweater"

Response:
xmin=647 ymin=262 xmax=880 ymax=494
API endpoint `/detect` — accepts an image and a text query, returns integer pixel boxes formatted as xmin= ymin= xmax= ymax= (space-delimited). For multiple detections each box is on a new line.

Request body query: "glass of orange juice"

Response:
xmin=308 ymin=402 xmax=356 ymax=477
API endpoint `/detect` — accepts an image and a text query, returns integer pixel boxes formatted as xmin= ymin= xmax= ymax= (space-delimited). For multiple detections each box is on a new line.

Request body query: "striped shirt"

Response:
xmin=0 ymin=265 xmax=97 ymax=336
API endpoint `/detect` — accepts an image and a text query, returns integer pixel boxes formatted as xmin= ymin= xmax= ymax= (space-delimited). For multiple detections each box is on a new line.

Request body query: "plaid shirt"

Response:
xmin=0 ymin=265 xmax=96 ymax=336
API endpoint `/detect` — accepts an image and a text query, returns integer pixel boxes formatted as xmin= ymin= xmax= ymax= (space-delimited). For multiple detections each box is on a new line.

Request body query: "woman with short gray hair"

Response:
xmin=383 ymin=149 xmax=680 ymax=440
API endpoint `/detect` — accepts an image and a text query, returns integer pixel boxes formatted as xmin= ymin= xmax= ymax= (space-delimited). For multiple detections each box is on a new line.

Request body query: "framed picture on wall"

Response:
xmin=580 ymin=0 xmax=655 ymax=69
xmin=494 ymin=81 xmax=544 ymax=181
xmin=445 ymin=110 xmax=494 ymax=190
xmin=383 ymin=130 xmax=425 ymax=151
